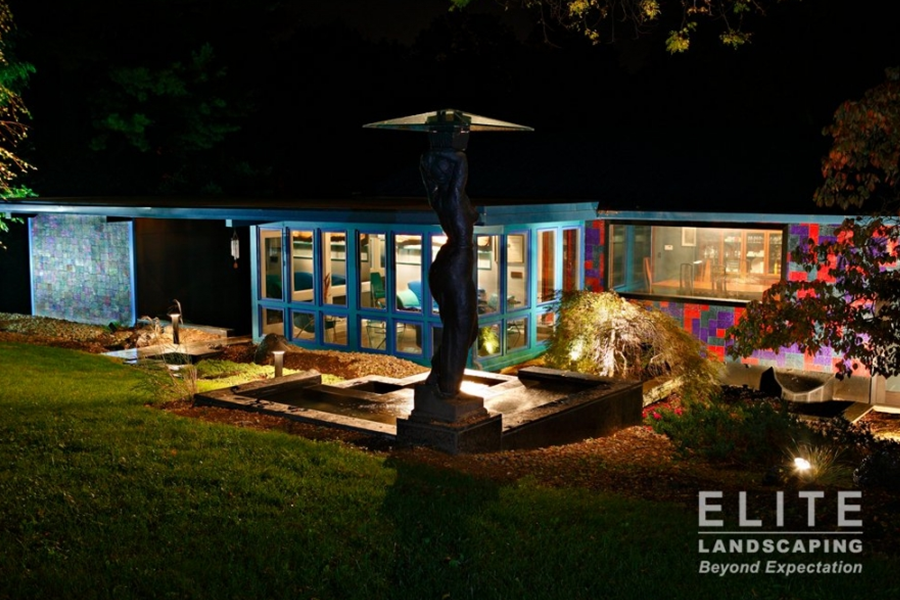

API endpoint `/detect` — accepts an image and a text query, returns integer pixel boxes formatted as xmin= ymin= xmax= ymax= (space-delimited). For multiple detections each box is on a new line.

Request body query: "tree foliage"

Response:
xmin=814 ymin=67 xmax=900 ymax=212
xmin=451 ymin=0 xmax=787 ymax=51
xmin=88 ymin=43 xmax=252 ymax=195
xmin=728 ymin=69 xmax=900 ymax=378
xmin=543 ymin=290 xmax=722 ymax=403
xmin=0 ymin=0 xmax=33 ymax=249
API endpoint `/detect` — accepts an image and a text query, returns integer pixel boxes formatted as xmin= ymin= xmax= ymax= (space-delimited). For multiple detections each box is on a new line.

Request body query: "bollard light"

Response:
xmin=168 ymin=312 xmax=181 ymax=345
xmin=273 ymin=350 xmax=285 ymax=378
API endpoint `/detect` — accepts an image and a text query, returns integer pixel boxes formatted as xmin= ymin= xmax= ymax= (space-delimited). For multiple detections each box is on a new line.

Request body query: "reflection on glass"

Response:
xmin=291 ymin=230 xmax=314 ymax=303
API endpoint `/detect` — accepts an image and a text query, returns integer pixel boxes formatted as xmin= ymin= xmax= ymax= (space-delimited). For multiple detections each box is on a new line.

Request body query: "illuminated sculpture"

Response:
xmin=364 ymin=109 xmax=531 ymax=419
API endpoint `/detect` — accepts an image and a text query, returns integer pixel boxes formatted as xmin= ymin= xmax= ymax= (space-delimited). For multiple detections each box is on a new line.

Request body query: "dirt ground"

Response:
xmin=2 ymin=313 xmax=899 ymax=554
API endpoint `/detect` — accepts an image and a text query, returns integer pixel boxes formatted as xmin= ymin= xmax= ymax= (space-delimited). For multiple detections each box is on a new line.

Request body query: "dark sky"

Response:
xmin=7 ymin=0 xmax=900 ymax=212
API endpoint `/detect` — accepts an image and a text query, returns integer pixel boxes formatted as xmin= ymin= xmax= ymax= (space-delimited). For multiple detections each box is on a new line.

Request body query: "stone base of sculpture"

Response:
xmin=394 ymin=383 xmax=499 ymax=454
xmin=409 ymin=383 xmax=487 ymax=422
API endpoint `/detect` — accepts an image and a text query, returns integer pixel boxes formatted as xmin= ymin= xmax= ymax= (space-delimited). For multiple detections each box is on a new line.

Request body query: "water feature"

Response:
xmin=195 ymin=366 xmax=643 ymax=453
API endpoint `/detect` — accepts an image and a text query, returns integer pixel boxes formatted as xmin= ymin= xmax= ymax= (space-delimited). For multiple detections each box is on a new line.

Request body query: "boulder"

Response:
xmin=253 ymin=333 xmax=299 ymax=364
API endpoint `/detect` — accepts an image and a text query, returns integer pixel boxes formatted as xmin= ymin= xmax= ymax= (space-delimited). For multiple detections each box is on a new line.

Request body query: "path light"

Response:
xmin=168 ymin=312 xmax=181 ymax=345
xmin=794 ymin=457 xmax=812 ymax=472
xmin=168 ymin=299 xmax=183 ymax=345
xmin=273 ymin=350 xmax=285 ymax=378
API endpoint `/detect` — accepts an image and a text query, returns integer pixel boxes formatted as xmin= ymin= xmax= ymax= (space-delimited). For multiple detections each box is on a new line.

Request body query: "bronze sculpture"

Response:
xmin=364 ymin=109 xmax=531 ymax=416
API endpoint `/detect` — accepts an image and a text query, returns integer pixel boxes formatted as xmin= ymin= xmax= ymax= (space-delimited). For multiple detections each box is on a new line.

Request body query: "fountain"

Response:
xmin=194 ymin=366 xmax=643 ymax=454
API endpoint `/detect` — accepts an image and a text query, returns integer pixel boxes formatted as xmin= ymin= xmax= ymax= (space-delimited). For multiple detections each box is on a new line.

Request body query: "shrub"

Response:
xmin=649 ymin=395 xmax=804 ymax=466
xmin=543 ymin=290 xmax=722 ymax=404
xmin=853 ymin=446 xmax=900 ymax=491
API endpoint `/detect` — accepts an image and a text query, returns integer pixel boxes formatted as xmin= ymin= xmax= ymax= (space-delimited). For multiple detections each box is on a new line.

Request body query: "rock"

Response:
xmin=253 ymin=334 xmax=299 ymax=364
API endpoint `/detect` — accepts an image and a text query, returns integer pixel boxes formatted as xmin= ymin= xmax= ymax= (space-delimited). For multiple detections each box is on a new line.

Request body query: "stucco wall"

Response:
xmin=30 ymin=215 xmax=135 ymax=325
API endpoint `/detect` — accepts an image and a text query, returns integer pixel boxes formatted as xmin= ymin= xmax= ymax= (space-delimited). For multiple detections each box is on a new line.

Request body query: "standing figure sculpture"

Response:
xmin=363 ymin=109 xmax=531 ymax=423
xmin=419 ymin=127 xmax=478 ymax=399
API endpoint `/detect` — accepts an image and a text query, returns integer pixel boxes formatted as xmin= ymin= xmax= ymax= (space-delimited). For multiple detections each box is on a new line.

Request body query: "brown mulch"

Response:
xmin=3 ymin=313 xmax=900 ymax=554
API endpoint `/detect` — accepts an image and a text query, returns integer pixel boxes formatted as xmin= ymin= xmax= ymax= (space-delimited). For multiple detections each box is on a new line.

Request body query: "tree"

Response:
xmin=727 ymin=68 xmax=900 ymax=378
xmin=0 ymin=0 xmax=34 ymax=249
xmin=814 ymin=67 xmax=900 ymax=212
xmin=88 ymin=43 xmax=254 ymax=195
xmin=451 ymin=0 xmax=790 ymax=52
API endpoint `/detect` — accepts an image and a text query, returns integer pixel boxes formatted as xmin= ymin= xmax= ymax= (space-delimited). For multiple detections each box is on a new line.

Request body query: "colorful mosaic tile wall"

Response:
xmin=583 ymin=220 xmax=604 ymax=291
xmin=585 ymin=219 xmax=846 ymax=374
xmin=30 ymin=215 xmax=135 ymax=326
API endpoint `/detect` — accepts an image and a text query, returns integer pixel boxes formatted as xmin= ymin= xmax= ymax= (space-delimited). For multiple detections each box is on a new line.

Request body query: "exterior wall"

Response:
xmin=583 ymin=220 xmax=604 ymax=291
xmin=0 ymin=218 xmax=30 ymax=314
xmin=133 ymin=219 xmax=251 ymax=333
xmin=585 ymin=218 xmax=847 ymax=375
xmin=30 ymin=215 xmax=135 ymax=326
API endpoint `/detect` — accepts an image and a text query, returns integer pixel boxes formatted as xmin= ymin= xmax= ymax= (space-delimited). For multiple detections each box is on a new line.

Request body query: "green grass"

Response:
xmin=1 ymin=342 xmax=899 ymax=599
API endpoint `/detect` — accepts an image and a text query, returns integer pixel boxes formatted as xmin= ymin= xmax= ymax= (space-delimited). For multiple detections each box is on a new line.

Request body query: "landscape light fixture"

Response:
xmin=168 ymin=299 xmax=183 ymax=345
xmin=273 ymin=350 xmax=285 ymax=378
xmin=794 ymin=457 xmax=812 ymax=472
xmin=231 ymin=229 xmax=240 ymax=268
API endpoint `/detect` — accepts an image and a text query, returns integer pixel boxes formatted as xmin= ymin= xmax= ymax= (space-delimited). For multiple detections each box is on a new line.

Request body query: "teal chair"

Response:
xmin=370 ymin=272 xmax=386 ymax=308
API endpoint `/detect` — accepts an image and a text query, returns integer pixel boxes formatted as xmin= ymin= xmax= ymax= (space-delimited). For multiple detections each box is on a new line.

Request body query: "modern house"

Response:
xmin=2 ymin=191 xmax=898 ymax=408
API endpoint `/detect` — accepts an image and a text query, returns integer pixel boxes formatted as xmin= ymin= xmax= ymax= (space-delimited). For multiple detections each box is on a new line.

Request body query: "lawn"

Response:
xmin=1 ymin=342 xmax=898 ymax=599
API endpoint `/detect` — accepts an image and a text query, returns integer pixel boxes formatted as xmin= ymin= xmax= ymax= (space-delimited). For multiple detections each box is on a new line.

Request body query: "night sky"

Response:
xmin=7 ymin=0 xmax=900 ymax=212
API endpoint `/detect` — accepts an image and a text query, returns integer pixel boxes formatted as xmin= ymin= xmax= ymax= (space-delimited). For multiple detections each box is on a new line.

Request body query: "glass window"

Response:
xmin=506 ymin=316 xmax=528 ymax=351
xmin=562 ymin=227 xmax=580 ymax=292
xmin=290 ymin=230 xmax=314 ymax=303
xmin=321 ymin=230 xmax=347 ymax=306
xmin=260 ymin=230 xmax=283 ymax=300
xmin=323 ymin=315 xmax=347 ymax=346
xmin=608 ymin=224 xmax=784 ymax=302
xmin=536 ymin=310 xmax=555 ymax=344
xmin=537 ymin=229 xmax=556 ymax=303
xmin=477 ymin=234 xmax=500 ymax=315
xmin=292 ymin=310 xmax=316 ymax=341
xmin=395 ymin=321 xmax=422 ymax=355
xmin=359 ymin=233 xmax=387 ymax=310
xmin=361 ymin=317 xmax=387 ymax=350
xmin=395 ymin=234 xmax=423 ymax=313
xmin=261 ymin=307 xmax=284 ymax=336
xmin=506 ymin=232 xmax=528 ymax=310
xmin=477 ymin=323 xmax=501 ymax=357
xmin=430 ymin=234 xmax=446 ymax=314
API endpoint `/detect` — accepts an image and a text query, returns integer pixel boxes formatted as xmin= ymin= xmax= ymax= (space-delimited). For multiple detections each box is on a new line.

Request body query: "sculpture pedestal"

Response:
xmin=396 ymin=383 xmax=501 ymax=454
